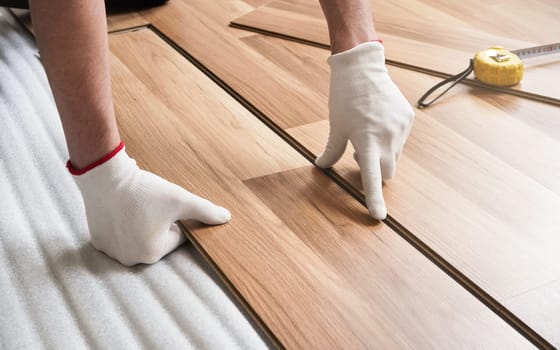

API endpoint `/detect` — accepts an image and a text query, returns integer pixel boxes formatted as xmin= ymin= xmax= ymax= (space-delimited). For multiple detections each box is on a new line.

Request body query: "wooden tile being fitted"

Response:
xmin=231 ymin=0 xmax=560 ymax=102
xmin=138 ymin=1 xmax=559 ymax=344
xmin=108 ymin=28 xmax=532 ymax=349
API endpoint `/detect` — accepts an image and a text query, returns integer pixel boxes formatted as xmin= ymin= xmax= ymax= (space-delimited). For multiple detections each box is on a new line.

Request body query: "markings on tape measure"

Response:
xmin=512 ymin=42 xmax=560 ymax=60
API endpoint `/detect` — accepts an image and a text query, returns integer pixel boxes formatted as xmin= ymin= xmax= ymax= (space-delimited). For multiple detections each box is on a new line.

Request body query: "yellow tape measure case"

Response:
xmin=473 ymin=47 xmax=524 ymax=86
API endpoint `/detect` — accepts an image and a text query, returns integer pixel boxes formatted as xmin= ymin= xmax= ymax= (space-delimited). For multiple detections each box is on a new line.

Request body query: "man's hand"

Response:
xmin=71 ymin=144 xmax=231 ymax=266
xmin=315 ymin=42 xmax=415 ymax=220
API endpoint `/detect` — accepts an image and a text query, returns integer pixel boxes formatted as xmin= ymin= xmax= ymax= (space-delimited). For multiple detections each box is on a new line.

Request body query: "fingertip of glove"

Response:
xmin=315 ymin=155 xmax=333 ymax=169
xmin=367 ymin=202 xmax=387 ymax=221
xmin=220 ymin=207 xmax=232 ymax=223
xmin=210 ymin=206 xmax=231 ymax=225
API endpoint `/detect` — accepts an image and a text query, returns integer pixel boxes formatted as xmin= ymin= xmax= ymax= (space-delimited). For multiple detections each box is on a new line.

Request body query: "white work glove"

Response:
xmin=70 ymin=143 xmax=231 ymax=266
xmin=316 ymin=42 xmax=415 ymax=220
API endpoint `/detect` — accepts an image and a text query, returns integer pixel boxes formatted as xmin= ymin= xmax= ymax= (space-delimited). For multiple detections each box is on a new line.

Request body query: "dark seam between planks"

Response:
xmin=229 ymin=21 xmax=560 ymax=108
xmin=147 ymin=24 xmax=555 ymax=350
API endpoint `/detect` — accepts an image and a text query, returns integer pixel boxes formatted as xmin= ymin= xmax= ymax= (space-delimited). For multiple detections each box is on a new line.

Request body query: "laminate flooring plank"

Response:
xmin=240 ymin=34 xmax=329 ymax=97
xmin=506 ymin=280 xmax=560 ymax=346
xmin=140 ymin=0 xmax=325 ymax=129
xmin=108 ymin=28 xmax=533 ymax=349
xmin=108 ymin=30 xmax=308 ymax=181
xmin=231 ymin=0 xmax=560 ymax=101
xmin=245 ymin=167 xmax=533 ymax=349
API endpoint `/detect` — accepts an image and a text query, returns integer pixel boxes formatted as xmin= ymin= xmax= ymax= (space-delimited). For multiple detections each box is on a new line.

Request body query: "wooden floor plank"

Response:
xmin=140 ymin=0 xmax=325 ymax=129
xmin=109 ymin=31 xmax=308 ymax=180
xmin=231 ymin=0 xmax=560 ymax=102
xmin=138 ymin=1 xmax=559 ymax=344
xmin=245 ymin=168 xmax=533 ymax=349
xmin=108 ymin=28 xmax=533 ymax=349
xmin=506 ymin=280 xmax=560 ymax=346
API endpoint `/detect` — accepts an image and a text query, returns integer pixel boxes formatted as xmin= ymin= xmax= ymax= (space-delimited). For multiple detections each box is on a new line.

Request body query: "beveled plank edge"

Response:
xmin=146 ymin=24 xmax=553 ymax=349
xmin=228 ymin=21 xmax=560 ymax=108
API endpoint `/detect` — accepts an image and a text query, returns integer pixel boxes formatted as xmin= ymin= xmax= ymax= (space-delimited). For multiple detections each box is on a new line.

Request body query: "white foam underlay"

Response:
xmin=0 ymin=9 xmax=267 ymax=349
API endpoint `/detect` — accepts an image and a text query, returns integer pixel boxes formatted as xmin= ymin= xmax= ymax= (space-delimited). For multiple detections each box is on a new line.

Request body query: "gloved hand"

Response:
xmin=315 ymin=42 xmax=415 ymax=220
xmin=69 ymin=143 xmax=231 ymax=266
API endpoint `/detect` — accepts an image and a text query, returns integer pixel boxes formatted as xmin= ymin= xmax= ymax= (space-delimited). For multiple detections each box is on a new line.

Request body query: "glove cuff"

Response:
xmin=70 ymin=142 xmax=139 ymax=195
xmin=67 ymin=142 xmax=125 ymax=175
xmin=327 ymin=41 xmax=385 ymax=68
xmin=327 ymin=41 xmax=390 ymax=99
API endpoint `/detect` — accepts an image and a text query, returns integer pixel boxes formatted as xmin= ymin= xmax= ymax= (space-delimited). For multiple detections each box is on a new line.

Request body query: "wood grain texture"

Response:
xmin=245 ymin=168 xmax=533 ymax=349
xmin=108 ymin=28 xmax=533 ymax=349
xmin=231 ymin=0 xmax=560 ymax=101
xmin=138 ymin=0 xmax=558 ymax=341
xmin=109 ymin=30 xmax=308 ymax=180
xmin=140 ymin=0 xmax=325 ymax=129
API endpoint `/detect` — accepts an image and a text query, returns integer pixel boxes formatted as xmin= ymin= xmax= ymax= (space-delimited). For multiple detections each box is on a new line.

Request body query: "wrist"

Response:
xmin=64 ymin=123 xmax=121 ymax=170
xmin=330 ymin=31 xmax=380 ymax=54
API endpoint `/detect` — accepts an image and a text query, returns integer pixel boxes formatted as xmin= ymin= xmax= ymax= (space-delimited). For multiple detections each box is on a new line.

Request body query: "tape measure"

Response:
xmin=417 ymin=42 xmax=560 ymax=108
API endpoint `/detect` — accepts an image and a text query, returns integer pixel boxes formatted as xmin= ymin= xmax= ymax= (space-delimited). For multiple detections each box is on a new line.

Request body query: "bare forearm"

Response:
xmin=318 ymin=0 xmax=378 ymax=54
xmin=30 ymin=0 xmax=120 ymax=169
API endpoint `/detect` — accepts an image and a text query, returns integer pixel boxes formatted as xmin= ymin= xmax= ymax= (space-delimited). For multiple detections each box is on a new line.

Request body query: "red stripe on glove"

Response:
xmin=66 ymin=141 xmax=125 ymax=175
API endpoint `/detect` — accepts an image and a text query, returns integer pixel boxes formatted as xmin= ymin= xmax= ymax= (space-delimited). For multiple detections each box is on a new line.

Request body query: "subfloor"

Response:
xmin=2 ymin=0 xmax=560 ymax=349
